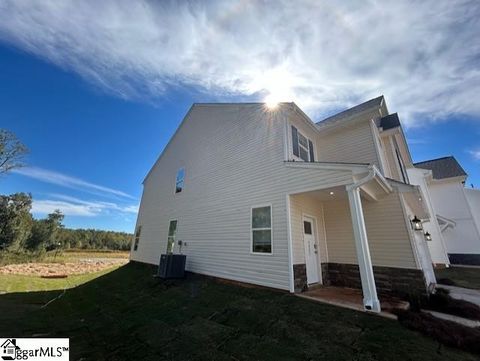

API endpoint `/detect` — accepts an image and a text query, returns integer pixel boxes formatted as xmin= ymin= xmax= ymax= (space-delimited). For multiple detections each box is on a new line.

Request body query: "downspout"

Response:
xmin=346 ymin=165 xmax=381 ymax=312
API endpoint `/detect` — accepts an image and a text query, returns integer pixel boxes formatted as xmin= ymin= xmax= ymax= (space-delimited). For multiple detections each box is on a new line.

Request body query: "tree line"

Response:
xmin=0 ymin=129 xmax=133 ymax=252
xmin=0 ymin=192 xmax=133 ymax=252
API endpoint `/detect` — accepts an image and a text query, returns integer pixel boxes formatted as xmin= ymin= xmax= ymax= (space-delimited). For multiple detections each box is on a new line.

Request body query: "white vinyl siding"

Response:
xmin=131 ymin=104 xmax=354 ymax=290
xmin=322 ymin=193 xmax=417 ymax=268
xmin=317 ymin=121 xmax=379 ymax=167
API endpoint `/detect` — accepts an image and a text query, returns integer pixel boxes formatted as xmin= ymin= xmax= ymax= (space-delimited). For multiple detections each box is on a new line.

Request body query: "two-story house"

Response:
xmin=410 ymin=156 xmax=480 ymax=265
xmin=130 ymin=96 xmax=436 ymax=313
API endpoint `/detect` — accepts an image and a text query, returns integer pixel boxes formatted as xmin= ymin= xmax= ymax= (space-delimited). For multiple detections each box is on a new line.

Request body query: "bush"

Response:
xmin=0 ymin=250 xmax=45 ymax=266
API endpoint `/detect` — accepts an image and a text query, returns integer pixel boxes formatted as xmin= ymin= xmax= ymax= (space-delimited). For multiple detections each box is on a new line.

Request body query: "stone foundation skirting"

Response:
xmin=294 ymin=262 xmax=427 ymax=297
xmin=322 ymin=263 xmax=427 ymax=298
xmin=293 ymin=264 xmax=307 ymax=292
xmin=448 ymin=253 xmax=480 ymax=266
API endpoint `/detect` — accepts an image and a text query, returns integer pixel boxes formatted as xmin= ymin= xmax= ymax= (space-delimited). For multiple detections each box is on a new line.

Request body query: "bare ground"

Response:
xmin=0 ymin=258 xmax=128 ymax=277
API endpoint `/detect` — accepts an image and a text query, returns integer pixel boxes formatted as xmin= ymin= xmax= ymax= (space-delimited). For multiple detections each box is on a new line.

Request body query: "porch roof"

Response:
xmin=285 ymin=161 xmax=393 ymax=201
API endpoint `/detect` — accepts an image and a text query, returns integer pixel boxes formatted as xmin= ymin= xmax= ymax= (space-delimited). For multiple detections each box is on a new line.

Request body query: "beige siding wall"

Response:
xmin=317 ymin=121 xmax=379 ymax=167
xmin=131 ymin=104 xmax=354 ymax=290
xmin=289 ymin=194 xmax=327 ymax=265
xmin=322 ymin=192 xmax=418 ymax=269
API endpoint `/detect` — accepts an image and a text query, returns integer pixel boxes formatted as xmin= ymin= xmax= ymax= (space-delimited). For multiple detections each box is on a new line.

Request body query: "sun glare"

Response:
xmin=257 ymin=66 xmax=296 ymax=110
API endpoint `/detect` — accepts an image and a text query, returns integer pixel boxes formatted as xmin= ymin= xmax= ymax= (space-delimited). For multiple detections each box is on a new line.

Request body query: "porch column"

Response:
xmin=346 ymin=186 xmax=381 ymax=312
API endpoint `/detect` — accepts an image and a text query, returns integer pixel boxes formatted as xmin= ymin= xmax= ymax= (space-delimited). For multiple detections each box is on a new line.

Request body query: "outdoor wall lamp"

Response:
xmin=411 ymin=215 xmax=423 ymax=231
xmin=424 ymin=232 xmax=432 ymax=241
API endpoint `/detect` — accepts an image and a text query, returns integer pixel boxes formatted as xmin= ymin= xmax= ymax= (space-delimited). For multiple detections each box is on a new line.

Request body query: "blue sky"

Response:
xmin=0 ymin=1 xmax=479 ymax=232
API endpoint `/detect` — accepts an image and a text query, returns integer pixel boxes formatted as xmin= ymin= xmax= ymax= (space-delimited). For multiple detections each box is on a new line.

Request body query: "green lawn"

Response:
xmin=435 ymin=266 xmax=480 ymax=290
xmin=0 ymin=266 xmax=122 ymax=293
xmin=0 ymin=263 xmax=476 ymax=361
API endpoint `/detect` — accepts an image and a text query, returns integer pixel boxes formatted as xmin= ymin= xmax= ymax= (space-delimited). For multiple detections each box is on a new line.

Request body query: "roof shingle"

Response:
xmin=316 ymin=95 xmax=384 ymax=126
xmin=414 ymin=156 xmax=467 ymax=180
xmin=380 ymin=113 xmax=400 ymax=130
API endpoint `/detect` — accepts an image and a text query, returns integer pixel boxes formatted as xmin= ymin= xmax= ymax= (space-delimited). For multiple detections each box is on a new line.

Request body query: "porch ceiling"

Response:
xmin=297 ymin=186 xmax=348 ymax=201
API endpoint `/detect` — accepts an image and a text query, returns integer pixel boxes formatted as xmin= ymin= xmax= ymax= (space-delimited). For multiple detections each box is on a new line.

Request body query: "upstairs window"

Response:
xmin=393 ymin=138 xmax=409 ymax=184
xmin=395 ymin=148 xmax=409 ymax=184
xmin=175 ymin=168 xmax=185 ymax=193
xmin=251 ymin=205 xmax=272 ymax=254
xmin=291 ymin=126 xmax=315 ymax=162
xmin=167 ymin=220 xmax=177 ymax=253
xmin=133 ymin=226 xmax=142 ymax=251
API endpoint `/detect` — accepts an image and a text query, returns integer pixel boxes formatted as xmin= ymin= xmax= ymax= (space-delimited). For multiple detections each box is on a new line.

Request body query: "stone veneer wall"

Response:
xmin=293 ymin=264 xmax=307 ymax=292
xmin=294 ymin=262 xmax=427 ymax=298
xmin=322 ymin=263 xmax=427 ymax=298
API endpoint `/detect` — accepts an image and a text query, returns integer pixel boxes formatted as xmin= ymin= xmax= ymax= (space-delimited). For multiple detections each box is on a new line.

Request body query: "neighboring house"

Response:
xmin=131 ymin=97 xmax=436 ymax=313
xmin=413 ymin=157 xmax=480 ymax=265
xmin=407 ymin=167 xmax=450 ymax=266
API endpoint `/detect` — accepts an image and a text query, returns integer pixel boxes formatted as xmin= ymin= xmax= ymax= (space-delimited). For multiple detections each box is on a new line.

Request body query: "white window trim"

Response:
xmin=166 ymin=219 xmax=178 ymax=253
xmin=174 ymin=167 xmax=185 ymax=194
xmin=290 ymin=124 xmax=315 ymax=162
xmin=250 ymin=204 xmax=273 ymax=255
xmin=302 ymin=213 xmax=323 ymax=284
xmin=133 ymin=225 xmax=142 ymax=251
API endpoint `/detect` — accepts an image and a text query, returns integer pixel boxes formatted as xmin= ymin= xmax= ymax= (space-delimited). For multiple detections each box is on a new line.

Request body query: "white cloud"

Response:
xmin=32 ymin=194 xmax=139 ymax=217
xmin=469 ymin=149 xmax=480 ymax=160
xmin=13 ymin=167 xmax=135 ymax=199
xmin=0 ymin=1 xmax=479 ymax=125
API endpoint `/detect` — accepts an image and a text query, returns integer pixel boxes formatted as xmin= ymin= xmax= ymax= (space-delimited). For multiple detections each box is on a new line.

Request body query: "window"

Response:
xmin=251 ymin=206 xmax=272 ymax=253
xmin=395 ymin=148 xmax=409 ymax=184
xmin=291 ymin=126 xmax=315 ymax=162
xmin=133 ymin=226 xmax=142 ymax=251
xmin=166 ymin=220 xmax=177 ymax=253
xmin=303 ymin=221 xmax=312 ymax=235
xmin=175 ymin=168 xmax=185 ymax=193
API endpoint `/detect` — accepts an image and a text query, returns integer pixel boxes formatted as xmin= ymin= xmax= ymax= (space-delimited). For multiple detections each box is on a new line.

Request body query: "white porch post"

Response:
xmin=346 ymin=186 xmax=381 ymax=312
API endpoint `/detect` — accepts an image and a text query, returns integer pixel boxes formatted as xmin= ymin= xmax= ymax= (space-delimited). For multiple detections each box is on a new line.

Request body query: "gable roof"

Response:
xmin=414 ymin=156 xmax=467 ymax=180
xmin=316 ymin=95 xmax=384 ymax=126
xmin=379 ymin=113 xmax=400 ymax=130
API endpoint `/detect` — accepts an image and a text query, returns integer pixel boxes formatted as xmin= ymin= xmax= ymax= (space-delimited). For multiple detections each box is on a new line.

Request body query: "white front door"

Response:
xmin=303 ymin=216 xmax=320 ymax=284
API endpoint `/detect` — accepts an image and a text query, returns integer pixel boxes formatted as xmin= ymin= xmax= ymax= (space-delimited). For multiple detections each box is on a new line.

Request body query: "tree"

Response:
xmin=0 ymin=129 xmax=28 ymax=174
xmin=0 ymin=193 xmax=33 ymax=251
xmin=26 ymin=210 xmax=64 ymax=251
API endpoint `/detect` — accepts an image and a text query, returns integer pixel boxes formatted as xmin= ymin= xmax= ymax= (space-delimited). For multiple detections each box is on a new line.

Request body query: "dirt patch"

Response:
xmin=0 ymin=258 xmax=128 ymax=277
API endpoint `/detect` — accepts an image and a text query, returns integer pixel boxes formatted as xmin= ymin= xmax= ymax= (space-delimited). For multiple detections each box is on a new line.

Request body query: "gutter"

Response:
xmin=347 ymin=164 xmax=393 ymax=194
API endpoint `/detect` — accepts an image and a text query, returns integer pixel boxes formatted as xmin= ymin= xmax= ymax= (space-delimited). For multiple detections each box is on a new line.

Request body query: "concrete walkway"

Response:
xmin=422 ymin=310 xmax=480 ymax=328
xmin=437 ymin=284 xmax=480 ymax=307
xmin=297 ymin=286 xmax=408 ymax=320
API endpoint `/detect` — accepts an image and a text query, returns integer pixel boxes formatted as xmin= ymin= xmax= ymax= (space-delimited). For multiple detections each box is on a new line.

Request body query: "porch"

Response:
xmin=298 ymin=286 xmax=409 ymax=318
xmin=286 ymin=169 xmax=432 ymax=313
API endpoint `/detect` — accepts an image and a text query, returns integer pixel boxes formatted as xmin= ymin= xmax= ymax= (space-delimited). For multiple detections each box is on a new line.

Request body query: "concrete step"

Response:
xmin=422 ymin=309 xmax=480 ymax=328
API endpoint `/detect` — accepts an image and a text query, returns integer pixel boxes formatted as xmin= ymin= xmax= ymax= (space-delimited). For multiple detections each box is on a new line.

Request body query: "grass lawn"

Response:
xmin=435 ymin=266 xmax=480 ymax=290
xmin=0 ymin=266 xmax=123 ymax=293
xmin=0 ymin=263 xmax=476 ymax=360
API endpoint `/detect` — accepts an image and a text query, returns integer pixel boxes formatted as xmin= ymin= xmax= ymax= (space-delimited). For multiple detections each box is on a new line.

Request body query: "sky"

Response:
xmin=0 ymin=0 xmax=479 ymax=232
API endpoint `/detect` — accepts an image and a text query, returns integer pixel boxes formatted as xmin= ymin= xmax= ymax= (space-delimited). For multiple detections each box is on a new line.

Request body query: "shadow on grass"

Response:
xmin=0 ymin=262 xmax=477 ymax=361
